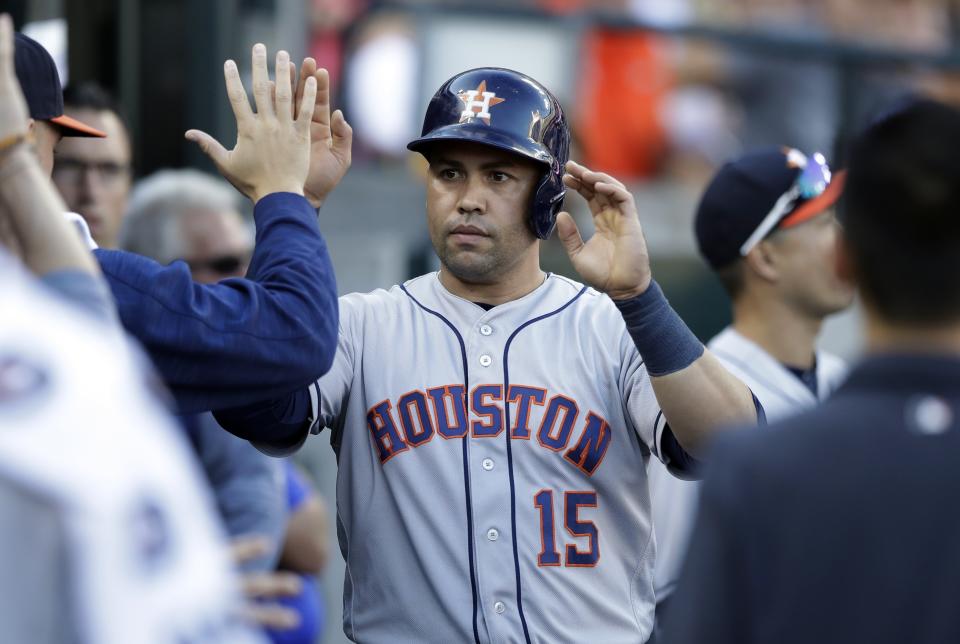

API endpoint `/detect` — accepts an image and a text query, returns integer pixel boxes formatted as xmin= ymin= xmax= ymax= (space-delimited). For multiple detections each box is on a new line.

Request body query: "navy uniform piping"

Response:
xmin=501 ymin=285 xmax=588 ymax=644
xmin=400 ymin=284 xmax=481 ymax=644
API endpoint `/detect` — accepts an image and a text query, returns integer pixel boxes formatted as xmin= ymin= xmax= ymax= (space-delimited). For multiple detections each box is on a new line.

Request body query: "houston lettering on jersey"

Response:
xmin=366 ymin=383 xmax=613 ymax=476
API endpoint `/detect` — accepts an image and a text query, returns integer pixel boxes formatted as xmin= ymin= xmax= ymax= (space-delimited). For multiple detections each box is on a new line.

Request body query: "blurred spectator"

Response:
xmin=308 ymin=0 xmax=369 ymax=93
xmin=123 ymin=168 xmax=330 ymax=637
xmin=121 ymin=169 xmax=253 ymax=283
xmin=53 ymin=82 xmax=133 ymax=249
xmin=574 ymin=28 xmax=674 ymax=178
xmin=0 ymin=13 xmax=263 ymax=642
xmin=123 ymin=168 xmax=286 ymax=571
xmin=343 ymin=11 xmax=418 ymax=158
xmin=662 ymin=98 xmax=960 ymax=644
xmin=650 ymin=146 xmax=852 ymax=633
xmin=12 ymin=34 xmax=105 ymax=177
xmin=264 ymin=462 xmax=330 ymax=644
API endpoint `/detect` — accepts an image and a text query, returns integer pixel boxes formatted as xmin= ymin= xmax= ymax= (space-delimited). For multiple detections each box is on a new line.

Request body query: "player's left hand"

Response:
xmin=291 ymin=57 xmax=353 ymax=210
xmin=555 ymin=160 xmax=652 ymax=300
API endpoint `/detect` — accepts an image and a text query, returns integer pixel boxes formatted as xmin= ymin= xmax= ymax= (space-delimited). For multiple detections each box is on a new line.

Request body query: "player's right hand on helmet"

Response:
xmin=556 ymin=160 xmax=652 ymax=301
xmin=185 ymin=44 xmax=315 ymax=204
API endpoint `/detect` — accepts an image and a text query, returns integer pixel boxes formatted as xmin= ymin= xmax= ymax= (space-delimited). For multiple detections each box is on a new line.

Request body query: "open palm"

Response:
xmin=291 ymin=59 xmax=352 ymax=209
xmin=555 ymin=161 xmax=652 ymax=300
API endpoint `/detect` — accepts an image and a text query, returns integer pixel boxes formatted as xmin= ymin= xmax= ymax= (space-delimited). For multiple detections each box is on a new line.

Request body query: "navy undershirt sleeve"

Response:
xmin=213 ymin=386 xmax=314 ymax=457
xmin=659 ymin=392 xmax=764 ymax=479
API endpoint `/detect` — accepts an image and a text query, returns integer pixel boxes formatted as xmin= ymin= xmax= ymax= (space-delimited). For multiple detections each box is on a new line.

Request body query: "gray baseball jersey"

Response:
xmin=0 ymin=253 xmax=262 ymax=644
xmin=309 ymin=271 xmax=686 ymax=643
xmin=649 ymin=326 xmax=847 ymax=599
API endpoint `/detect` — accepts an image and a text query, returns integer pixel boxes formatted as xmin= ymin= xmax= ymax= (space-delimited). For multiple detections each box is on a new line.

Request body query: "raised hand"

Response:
xmin=555 ymin=160 xmax=652 ymax=300
xmin=185 ymin=44 xmax=315 ymax=204
xmin=291 ymin=57 xmax=352 ymax=209
xmin=0 ymin=14 xmax=29 ymax=144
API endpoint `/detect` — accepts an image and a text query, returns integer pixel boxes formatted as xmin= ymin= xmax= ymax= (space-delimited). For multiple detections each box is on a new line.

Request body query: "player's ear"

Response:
xmin=743 ymin=240 xmax=779 ymax=283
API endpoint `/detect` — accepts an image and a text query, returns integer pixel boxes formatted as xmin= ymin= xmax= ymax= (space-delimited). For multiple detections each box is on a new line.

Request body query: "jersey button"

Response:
xmin=494 ymin=601 xmax=506 ymax=614
xmin=487 ymin=528 xmax=499 ymax=541
xmin=479 ymin=354 xmax=492 ymax=367
xmin=481 ymin=458 xmax=494 ymax=471
xmin=479 ymin=324 xmax=493 ymax=336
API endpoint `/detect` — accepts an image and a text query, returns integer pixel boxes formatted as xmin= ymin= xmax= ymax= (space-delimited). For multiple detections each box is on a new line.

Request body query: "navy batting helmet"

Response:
xmin=407 ymin=68 xmax=571 ymax=239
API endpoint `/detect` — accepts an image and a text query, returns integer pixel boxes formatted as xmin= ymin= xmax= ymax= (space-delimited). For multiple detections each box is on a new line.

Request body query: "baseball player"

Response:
xmin=0 ymin=12 xmax=262 ymax=638
xmin=0 ymin=253 xmax=266 ymax=644
xmin=660 ymin=98 xmax=960 ymax=644
xmin=216 ymin=67 xmax=759 ymax=643
xmin=649 ymin=147 xmax=853 ymax=614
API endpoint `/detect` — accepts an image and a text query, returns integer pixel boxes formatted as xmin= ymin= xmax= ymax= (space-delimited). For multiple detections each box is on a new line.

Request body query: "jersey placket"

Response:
xmin=465 ymin=311 xmax=527 ymax=642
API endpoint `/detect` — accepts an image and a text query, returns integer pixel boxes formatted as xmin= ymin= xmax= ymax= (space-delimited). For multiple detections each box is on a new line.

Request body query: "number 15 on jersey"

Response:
xmin=534 ymin=490 xmax=599 ymax=567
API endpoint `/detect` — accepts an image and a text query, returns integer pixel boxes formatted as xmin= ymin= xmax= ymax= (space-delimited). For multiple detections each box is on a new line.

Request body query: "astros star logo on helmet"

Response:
xmin=457 ymin=80 xmax=505 ymax=125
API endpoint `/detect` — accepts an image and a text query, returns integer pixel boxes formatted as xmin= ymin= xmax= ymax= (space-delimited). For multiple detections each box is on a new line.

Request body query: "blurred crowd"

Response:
xmin=305 ymin=0 xmax=957 ymax=182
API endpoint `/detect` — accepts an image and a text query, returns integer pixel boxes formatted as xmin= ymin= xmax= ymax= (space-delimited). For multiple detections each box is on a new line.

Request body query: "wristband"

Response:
xmin=614 ymin=280 xmax=704 ymax=377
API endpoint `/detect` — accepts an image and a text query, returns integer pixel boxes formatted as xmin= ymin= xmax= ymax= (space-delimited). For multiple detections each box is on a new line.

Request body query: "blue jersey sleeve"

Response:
xmin=96 ymin=193 xmax=338 ymax=414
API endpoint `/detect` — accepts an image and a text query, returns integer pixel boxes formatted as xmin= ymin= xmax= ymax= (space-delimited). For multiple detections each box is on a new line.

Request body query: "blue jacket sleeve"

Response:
xmin=96 ymin=192 xmax=337 ymax=414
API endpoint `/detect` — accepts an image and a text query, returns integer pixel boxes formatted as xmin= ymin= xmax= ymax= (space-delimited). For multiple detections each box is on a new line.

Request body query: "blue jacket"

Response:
xmin=95 ymin=192 xmax=337 ymax=414
xmin=661 ymin=353 xmax=960 ymax=644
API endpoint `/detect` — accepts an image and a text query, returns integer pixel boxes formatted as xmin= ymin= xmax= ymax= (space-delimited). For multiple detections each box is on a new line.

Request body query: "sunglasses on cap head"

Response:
xmin=739 ymin=149 xmax=833 ymax=256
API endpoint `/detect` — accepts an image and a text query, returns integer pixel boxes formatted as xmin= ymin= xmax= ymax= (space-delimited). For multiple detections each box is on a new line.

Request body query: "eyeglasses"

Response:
xmin=738 ymin=149 xmax=832 ymax=256
xmin=53 ymin=158 xmax=131 ymax=185
xmin=185 ymin=253 xmax=251 ymax=276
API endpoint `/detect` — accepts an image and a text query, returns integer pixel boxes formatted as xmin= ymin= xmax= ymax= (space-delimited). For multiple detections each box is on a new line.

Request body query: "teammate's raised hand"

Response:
xmin=185 ymin=44 xmax=315 ymax=204
xmin=555 ymin=160 xmax=652 ymax=300
xmin=0 ymin=14 xmax=29 ymax=144
xmin=291 ymin=58 xmax=352 ymax=209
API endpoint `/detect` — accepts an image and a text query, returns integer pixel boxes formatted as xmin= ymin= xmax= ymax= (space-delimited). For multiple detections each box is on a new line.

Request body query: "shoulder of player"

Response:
xmin=545 ymin=273 xmax=615 ymax=313
xmin=707 ymin=328 xmax=778 ymax=379
xmin=335 ymin=274 xmax=436 ymax=324
xmin=543 ymin=275 xmax=652 ymax=344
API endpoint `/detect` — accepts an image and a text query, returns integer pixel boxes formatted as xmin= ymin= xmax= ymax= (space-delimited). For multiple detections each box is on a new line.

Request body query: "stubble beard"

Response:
xmin=434 ymin=223 xmax=536 ymax=286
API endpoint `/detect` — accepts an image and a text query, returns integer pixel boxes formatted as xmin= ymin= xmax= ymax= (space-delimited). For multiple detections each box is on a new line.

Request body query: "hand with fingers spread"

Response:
xmin=555 ymin=160 xmax=652 ymax=300
xmin=230 ymin=536 xmax=302 ymax=630
xmin=185 ymin=44 xmax=316 ymax=204
xmin=291 ymin=58 xmax=353 ymax=209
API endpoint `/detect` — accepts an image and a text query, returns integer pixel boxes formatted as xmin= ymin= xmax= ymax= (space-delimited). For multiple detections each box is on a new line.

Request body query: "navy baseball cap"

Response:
xmin=14 ymin=32 xmax=105 ymax=137
xmin=694 ymin=147 xmax=844 ymax=269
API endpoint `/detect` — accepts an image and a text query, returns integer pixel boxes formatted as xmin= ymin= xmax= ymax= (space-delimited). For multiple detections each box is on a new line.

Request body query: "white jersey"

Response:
xmin=0 ymin=254 xmax=262 ymax=644
xmin=649 ymin=326 xmax=847 ymax=598
xmin=311 ymin=272 xmax=682 ymax=644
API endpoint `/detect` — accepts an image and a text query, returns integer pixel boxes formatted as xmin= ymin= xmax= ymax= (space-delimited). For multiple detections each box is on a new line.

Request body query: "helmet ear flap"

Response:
xmin=530 ymin=172 xmax=567 ymax=239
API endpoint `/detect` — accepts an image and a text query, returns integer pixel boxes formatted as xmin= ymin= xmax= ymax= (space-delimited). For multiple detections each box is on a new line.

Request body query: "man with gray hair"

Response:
xmin=122 ymin=169 xmax=254 ymax=283
xmin=121 ymin=168 xmax=283 ymax=570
